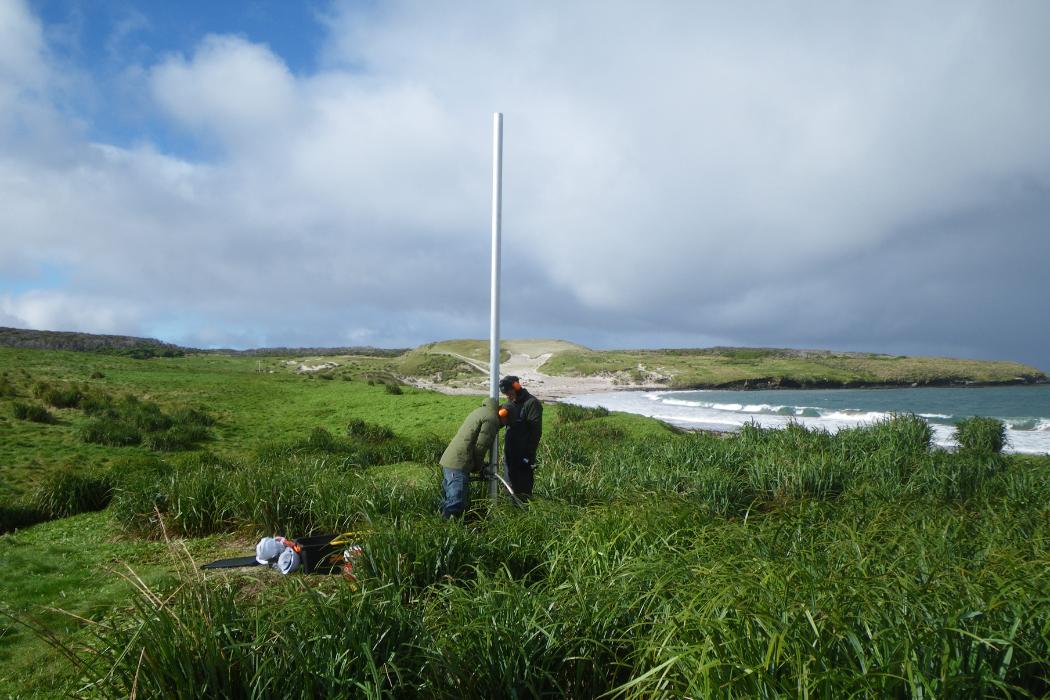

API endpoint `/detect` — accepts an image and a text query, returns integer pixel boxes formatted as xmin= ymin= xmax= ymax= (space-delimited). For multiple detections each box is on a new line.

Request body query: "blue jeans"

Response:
xmin=441 ymin=468 xmax=470 ymax=518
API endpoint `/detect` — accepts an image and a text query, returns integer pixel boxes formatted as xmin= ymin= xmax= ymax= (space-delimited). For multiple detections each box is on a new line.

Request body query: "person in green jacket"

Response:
xmin=438 ymin=397 xmax=509 ymax=518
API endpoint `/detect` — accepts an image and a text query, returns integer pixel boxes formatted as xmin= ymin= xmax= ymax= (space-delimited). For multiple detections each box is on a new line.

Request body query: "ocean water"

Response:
xmin=561 ymin=385 xmax=1050 ymax=454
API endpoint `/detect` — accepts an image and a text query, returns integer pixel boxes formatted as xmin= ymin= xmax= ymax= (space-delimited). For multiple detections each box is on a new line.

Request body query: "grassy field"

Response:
xmin=541 ymin=347 xmax=1048 ymax=388
xmin=1 ymin=347 xmax=1048 ymax=697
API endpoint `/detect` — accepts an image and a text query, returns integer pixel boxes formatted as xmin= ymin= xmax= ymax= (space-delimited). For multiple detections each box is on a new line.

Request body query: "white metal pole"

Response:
xmin=489 ymin=112 xmax=503 ymax=501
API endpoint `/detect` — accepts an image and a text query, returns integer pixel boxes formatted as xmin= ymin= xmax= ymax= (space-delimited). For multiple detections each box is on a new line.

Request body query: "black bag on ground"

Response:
xmin=293 ymin=533 xmax=344 ymax=574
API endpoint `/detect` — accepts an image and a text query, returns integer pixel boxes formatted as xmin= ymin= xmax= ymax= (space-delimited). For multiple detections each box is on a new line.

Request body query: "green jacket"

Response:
xmin=439 ymin=397 xmax=500 ymax=472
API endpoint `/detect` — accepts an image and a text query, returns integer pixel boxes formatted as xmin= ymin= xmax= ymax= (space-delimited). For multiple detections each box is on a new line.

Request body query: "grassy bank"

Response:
xmin=541 ymin=346 xmax=1048 ymax=388
xmin=1 ymin=347 xmax=1048 ymax=697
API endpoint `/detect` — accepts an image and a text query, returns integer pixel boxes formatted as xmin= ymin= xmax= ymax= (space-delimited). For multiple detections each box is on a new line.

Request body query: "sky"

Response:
xmin=1 ymin=1 xmax=1048 ymax=369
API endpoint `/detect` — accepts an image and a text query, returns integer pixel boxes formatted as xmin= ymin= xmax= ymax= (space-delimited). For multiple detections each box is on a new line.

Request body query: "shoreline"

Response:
xmin=410 ymin=373 xmax=1050 ymax=403
xmin=559 ymin=385 xmax=1050 ymax=455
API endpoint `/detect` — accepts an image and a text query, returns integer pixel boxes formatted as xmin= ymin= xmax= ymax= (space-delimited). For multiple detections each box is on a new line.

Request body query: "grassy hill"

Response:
xmin=540 ymin=346 xmax=1048 ymax=388
xmin=0 ymin=326 xmax=405 ymax=358
xmin=406 ymin=340 xmax=1047 ymax=389
xmin=1 ymin=345 xmax=1049 ymax=696
xmin=5 ymin=328 xmax=1043 ymax=388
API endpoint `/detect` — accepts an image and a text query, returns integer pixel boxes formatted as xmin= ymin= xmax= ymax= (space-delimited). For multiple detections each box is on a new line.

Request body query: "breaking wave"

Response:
xmin=562 ymin=388 xmax=1050 ymax=455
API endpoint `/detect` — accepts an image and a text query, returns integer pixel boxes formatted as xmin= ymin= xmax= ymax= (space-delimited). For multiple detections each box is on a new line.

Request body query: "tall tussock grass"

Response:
xmin=31 ymin=464 xmax=114 ymax=518
xmin=956 ymin=416 xmax=1008 ymax=454
xmin=56 ymin=411 xmax=1050 ymax=697
xmin=73 ymin=556 xmax=421 ymax=699
xmin=0 ymin=372 xmax=17 ymax=397
xmin=556 ymin=403 xmax=610 ymax=423
xmin=110 ymin=446 xmax=435 ymax=538
xmin=12 ymin=401 xmax=55 ymax=423
xmin=78 ymin=393 xmax=215 ymax=451
xmin=31 ymin=380 xmax=86 ymax=409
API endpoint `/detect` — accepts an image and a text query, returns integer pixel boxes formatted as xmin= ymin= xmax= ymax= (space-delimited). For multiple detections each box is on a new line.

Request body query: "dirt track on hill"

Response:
xmin=405 ymin=349 xmax=663 ymax=401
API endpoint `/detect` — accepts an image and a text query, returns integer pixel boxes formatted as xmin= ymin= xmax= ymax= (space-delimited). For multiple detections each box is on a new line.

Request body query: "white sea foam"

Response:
xmin=660 ymin=398 xmax=707 ymax=408
xmin=820 ymin=410 xmax=893 ymax=423
xmin=560 ymin=390 xmax=1050 ymax=455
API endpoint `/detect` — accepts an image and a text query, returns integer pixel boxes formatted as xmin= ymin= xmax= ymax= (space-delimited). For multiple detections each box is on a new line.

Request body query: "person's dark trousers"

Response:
xmin=506 ymin=456 xmax=533 ymax=501
xmin=442 ymin=467 xmax=470 ymax=518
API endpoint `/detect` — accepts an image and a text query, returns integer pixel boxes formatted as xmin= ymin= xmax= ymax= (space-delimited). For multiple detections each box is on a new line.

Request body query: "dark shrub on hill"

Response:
xmin=384 ymin=382 xmax=404 ymax=395
xmin=142 ymin=424 xmax=210 ymax=452
xmin=290 ymin=425 xmax=441 ymax=467
xmin=79 ymin=395 xmax=214 ymax=451
xmin=32 ymin=465 xmax=115 ymax=518
xmin=299 ymin=426 xmax=356 ymax=455
xmin=79 ymin=417 xmax=142 ymax=446
xmin=31 ymin=380 xmax=85 ymax=408
xmin=99 ymin=345 xmax=185 ymax=359
xmin=169 ymin=406 xmax=216 ymax=427
xmin=80 ymin=391 xmax=115 ymax=415
xmin=119 ymin=395 xmax=173 ymax=432
xmin=43 ymin=385 xmax=84 ymax=409
xmin=12 ymin=401 xmax=55 ymax=423
xmin=346 ymin=418 xmax=396 ymax=443
xmin=954 ymin=416 xmax=1006 ymax=454
xmin=0 ymin=373 xmax=16 ymax=397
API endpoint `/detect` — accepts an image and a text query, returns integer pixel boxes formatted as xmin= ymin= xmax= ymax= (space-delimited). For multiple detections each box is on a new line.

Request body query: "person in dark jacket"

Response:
xmin=499 ymin=375 xmax=543 ymax=500
xmin=438 ymin=397 xmax=509 ymax=518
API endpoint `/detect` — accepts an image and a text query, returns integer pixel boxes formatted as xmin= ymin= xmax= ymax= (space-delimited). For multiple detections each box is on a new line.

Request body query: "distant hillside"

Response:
xmin=541 ymin=346 xmax=1049 ymax=389
xmin=422 ymin=338 xmax=589 ymax=362
xmin=402 ymin=340 xmax=1047 ymax=390
xmin=0 ymin=327 xmax=184 ymax=358
xmin=0 ymin=327 xmax=406 ymax=358
xmin=4 ymin=327 xmax=1044 ymax=387
xmin=200 ymin=346 xmax=408 ymax=358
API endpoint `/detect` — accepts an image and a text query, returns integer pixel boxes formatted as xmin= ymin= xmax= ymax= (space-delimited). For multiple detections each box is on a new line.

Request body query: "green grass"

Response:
xmin=956 ymin=416 xmax=1008 ymax=454
xmin=395 ymin=348 xmax=481 ymax=380
xmin=11 ymin=401 xmax=55 ymax=424
xmin=420 ymin=339 xmax=511 ymax=363
xmin=556 ymin=402 xmax=611 ymax=423
xmin=0 ymin=512 xmax=189 ymax=696
xmin=542 ymin=347 xmax=1047 ymax=388
xmin=0 ymin=347 xmax=1048 ymax=697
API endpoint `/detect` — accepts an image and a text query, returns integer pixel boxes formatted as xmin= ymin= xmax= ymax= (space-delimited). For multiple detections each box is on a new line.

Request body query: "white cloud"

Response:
xmin=151 ymin=35 xmax=298 ymax=149
xmin=1 ymin=0 xmax=1049 ymax=368
xmin=0 ymin=289 xmax=144 ymax=335
xmin=0 ymin=0 xmax=46 ymax=91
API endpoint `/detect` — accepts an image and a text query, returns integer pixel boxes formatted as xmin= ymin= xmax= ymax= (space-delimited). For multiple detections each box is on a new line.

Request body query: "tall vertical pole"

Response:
xmin=489 ymin=112 xmax=503 ymax=501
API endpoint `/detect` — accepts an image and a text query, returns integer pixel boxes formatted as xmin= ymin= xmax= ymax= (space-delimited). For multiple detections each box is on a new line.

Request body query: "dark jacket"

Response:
xmin=505 ymin=389 xmax=543 ymax=464
xmin=439 ymin=397 xmax=500 ymax=472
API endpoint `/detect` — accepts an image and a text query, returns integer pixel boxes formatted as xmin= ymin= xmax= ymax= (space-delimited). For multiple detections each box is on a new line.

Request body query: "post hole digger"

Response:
xmin=472 ymin=456 xmax=526 ymax=509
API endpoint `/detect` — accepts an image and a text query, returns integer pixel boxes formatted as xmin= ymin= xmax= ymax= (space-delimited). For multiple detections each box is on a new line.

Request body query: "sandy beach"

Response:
xmin=404 ymin=351 xmax=665 ymax=401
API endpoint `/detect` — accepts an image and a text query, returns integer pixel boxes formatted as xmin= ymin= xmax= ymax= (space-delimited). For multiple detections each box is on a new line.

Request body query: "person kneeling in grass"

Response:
xmin=438 ymin=397 xmax=509 ymax=518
